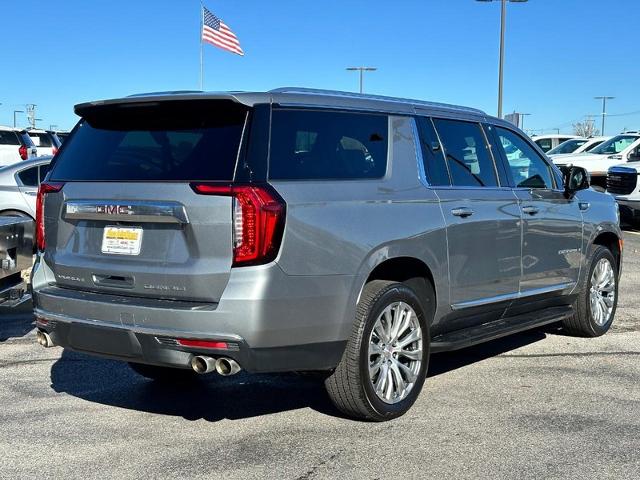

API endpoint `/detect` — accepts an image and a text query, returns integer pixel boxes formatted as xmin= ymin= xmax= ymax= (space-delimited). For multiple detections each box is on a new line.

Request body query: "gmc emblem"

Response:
xmin=96 ymin=205 xmax=133 ymax=215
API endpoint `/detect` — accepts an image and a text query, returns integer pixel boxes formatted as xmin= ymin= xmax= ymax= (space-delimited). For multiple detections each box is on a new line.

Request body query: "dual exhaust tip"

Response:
xmin=190 ymin=356 xmax=241 ymax=376
xmin=36 ymin=331 xmax=54 ymax=348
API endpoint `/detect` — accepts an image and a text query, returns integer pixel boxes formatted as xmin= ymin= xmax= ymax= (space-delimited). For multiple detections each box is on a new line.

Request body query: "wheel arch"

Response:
xmin=0 ymin=209 xmax=33 ymax=220
xmin=592 ymin=230 xmax=622 ymax=273
xmin=355 ymin=256 xmax=438 ymax=322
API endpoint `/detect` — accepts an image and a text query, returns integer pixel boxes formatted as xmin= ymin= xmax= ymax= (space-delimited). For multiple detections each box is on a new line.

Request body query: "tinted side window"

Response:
xmin=495 ymin=127 xmax=554 ymax=189
xmin=535 ymin=138 xmax=553 ymax=152
xmin=0 ymin=131 xmax=19 ymax=145
xmin=18 ymin=166 xmax=39 ymax=187
xmin=269 ymin=110 xmax=388 ymax=180
xmin=433 ymin=119 xmax=497 ymax=187
xmin=416 ymin=117 xmax=449 ymax=186
xmin=39 ymin=164 xmax=51 ymax=183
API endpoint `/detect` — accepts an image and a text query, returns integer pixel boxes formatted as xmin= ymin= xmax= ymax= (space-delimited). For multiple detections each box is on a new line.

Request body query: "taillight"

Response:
xmin=191 ymin=184 xmax=286 ymax=266
xmin=52 ymin=146 xmax=58 ymax=156
xmin=36 ymin=182 xmax=64 ymax=251
xmin=19 ymin=145 xmax=28 ymax=160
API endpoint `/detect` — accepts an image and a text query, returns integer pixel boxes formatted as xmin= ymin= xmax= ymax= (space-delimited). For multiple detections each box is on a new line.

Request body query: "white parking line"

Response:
xmin=624 ymin=230 xmax=640 ymax=236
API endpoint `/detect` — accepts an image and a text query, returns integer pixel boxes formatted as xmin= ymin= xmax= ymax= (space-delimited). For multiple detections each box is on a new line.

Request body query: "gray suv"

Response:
xmin=32 ymin=88 xmax=622 ymax=421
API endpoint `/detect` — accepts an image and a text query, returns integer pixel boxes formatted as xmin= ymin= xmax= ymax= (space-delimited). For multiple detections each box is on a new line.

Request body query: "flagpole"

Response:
xmin=199 ymin=1 xmax=204 ymax=90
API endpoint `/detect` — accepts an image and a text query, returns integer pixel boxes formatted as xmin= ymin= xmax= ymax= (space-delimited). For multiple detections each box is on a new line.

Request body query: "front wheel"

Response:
xmin=325 ymin=280 xmax=432 ymax=421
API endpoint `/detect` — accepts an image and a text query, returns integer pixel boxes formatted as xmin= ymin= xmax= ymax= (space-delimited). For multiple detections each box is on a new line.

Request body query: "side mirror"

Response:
xmin=561 ymin=165 xmax=590 ymax=197
xmin=629 ymin=147 xmax=640 ymax=162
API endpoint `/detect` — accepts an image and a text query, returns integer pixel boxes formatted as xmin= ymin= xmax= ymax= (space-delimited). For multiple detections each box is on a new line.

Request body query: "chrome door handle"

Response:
xmin=522 ymin=206 xmax=539 ymax=215
xmin=451 ymin=207 xmax=474 ymax=218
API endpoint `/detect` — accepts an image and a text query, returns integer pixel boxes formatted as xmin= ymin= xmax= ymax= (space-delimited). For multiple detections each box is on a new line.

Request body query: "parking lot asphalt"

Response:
xmin=1 ymin=235 xmax=639 ymax=479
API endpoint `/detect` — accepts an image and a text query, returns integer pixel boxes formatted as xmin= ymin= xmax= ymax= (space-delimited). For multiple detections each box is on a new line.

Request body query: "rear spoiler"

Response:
xmin=74 ymin=92 xmax=259 ymax=118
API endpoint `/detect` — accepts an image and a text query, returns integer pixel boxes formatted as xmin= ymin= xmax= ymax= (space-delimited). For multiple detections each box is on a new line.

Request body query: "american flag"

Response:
xmin=202 ymin=7 xmax=244 ymax=56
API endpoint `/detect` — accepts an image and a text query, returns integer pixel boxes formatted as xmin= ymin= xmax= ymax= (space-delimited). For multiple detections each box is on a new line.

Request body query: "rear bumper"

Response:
xmin=32 ymin=261 xmax=355 ymax=373
xmin=34 ymin=311 xmax=345 ymax=373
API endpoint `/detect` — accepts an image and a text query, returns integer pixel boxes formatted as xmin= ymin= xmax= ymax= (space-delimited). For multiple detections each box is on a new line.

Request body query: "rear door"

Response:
xmin=44 ymin=100 xmax=250 ymax=303
xmin=426 ymin=118 xmax=521 ymax=325
xmin=492 ymin=126 xmax=583 ymax=293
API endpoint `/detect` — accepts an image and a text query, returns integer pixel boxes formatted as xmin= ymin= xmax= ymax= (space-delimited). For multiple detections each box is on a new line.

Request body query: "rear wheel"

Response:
xmin=562 ymin=245 xmax=618 ymax=337
xmin=325 ymin=280 xmax=431 ymax=421
xmin=128 ymin=362 xmax=199 ymax=382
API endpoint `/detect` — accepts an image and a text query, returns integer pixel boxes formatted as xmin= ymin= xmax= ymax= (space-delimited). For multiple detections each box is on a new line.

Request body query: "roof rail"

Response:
xmin=126 ymin=90 xmax=204 ymax=98
xmin=269 ymin=87 xmax=486 ymax=115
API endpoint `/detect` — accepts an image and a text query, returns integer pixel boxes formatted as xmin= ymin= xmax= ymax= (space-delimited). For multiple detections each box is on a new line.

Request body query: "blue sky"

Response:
xmin=1 ymin=0 xmax=638 ymax=134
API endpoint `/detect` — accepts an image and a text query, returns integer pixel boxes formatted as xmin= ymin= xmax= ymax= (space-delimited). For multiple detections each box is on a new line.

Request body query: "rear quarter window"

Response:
xmin=18 ymin=166 xmax=39 ymax=186
xmin=269 ymin=109 xmax=388 ymax=180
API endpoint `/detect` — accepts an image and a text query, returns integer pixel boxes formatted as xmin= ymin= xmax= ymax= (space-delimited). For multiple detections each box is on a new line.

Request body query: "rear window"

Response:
xmin=269 ymin=109 xmax=388 ymax=180
xmin=29 ymin=132 xmax=53 ymax=148
xmin=0 ymin=130 xmax=20 ymax=145
xmin=50 ymin=101 xmax=247 ymax=182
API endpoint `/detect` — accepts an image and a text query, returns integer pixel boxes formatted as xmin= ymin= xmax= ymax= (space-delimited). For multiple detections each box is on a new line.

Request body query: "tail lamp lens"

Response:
xmin=36 ymin=182 xmax=64 ymax=251
xmin=190 ymin=184 xmax=285 ymax=266
xmin=19 ymin=145 xmax=28 ymax=160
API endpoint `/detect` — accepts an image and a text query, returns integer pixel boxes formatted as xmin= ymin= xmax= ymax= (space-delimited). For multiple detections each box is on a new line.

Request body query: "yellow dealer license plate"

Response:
xmin=101 ymin=226 xmax=143 ymax=255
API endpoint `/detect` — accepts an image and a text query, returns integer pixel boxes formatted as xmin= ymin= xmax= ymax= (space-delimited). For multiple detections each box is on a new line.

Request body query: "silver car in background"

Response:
xmin=0 ymin=156 xmax=53 ymax=218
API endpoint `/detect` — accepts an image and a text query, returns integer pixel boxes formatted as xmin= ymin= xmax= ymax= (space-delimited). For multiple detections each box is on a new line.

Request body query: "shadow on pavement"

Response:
xmin=49 ymin=328 xmax=550 ymax=422
xmin=0 ymin=301 xmax=35 ymax=342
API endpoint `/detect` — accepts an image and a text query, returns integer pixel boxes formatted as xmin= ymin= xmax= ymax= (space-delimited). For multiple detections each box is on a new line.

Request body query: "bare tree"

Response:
xmin=573 ymin=120 xmax=600 ymax=137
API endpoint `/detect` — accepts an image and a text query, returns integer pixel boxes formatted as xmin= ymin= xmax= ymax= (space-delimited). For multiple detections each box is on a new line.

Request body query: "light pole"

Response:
xmin=13 ymin=110 xmax=23 ymax=128
xmin=520 ymin=112 xmax=531 ymax=131
xmin=594 ymin=96 xmax=615 ymax=135
xmin=477 ymin=0 xmax=528 ymax=119
xmin=346 ymin=67 xmax=377 ymax=94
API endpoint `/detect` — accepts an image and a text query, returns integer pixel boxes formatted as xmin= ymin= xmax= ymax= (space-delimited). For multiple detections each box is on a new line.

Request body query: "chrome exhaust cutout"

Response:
xmin=36 ymin=331 xmax=54 ymax=348
xmin=215 ymin=357 xmax=241 ymax=376
xmin=190 ymin=355 xmax=216 ymax=374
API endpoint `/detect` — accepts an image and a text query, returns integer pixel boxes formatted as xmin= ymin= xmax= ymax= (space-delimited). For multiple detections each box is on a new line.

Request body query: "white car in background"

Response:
xmin=607 ymin=163 xmax=640 ymax=226
xmin=553 ymin=133 xmax=640 ymax=191
xmin=546 ymin=136 xmax=608 ymax=158
xmin=531 ymin=134 xmax=580 ymax=153
xmin=26 ymin=129 xmax=61 ymax=156
xmin=0 ymin=126 xmax=38 ymax=166
xmin=0 ymin=156 xmax=52 ymax=218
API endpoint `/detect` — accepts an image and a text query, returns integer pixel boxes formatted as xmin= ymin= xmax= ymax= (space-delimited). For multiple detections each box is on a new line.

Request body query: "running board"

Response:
xmin=430 ymin=305 xmax=573 ymax=353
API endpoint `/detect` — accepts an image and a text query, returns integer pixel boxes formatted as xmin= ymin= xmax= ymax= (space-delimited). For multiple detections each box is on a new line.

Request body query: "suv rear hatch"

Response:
xmin=42 ymin=99 xmax=251 ymax=303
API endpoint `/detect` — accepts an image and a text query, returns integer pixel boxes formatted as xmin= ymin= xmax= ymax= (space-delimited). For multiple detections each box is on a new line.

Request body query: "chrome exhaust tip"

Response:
xmin=190 ymin=355 xmax=216 ymax=374
xmin=215 ymin=357 xmax=241 ymax=376
xmin=36 ymin=331 xmax=54 ymax=348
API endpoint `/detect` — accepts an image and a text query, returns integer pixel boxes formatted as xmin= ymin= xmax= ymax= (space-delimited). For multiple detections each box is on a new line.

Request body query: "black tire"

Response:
xmin=325 ymin=280 xmax=432 ymax=421
xmin=128 ymin=362 xmax=200 ymax=382
xmin=562 ymin=245 xmax=618 ymax=337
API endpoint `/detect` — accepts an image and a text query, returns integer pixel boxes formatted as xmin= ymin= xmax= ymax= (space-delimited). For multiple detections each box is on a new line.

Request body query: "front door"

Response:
xmin=493 ymin=126 xmax=583 ymax=294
